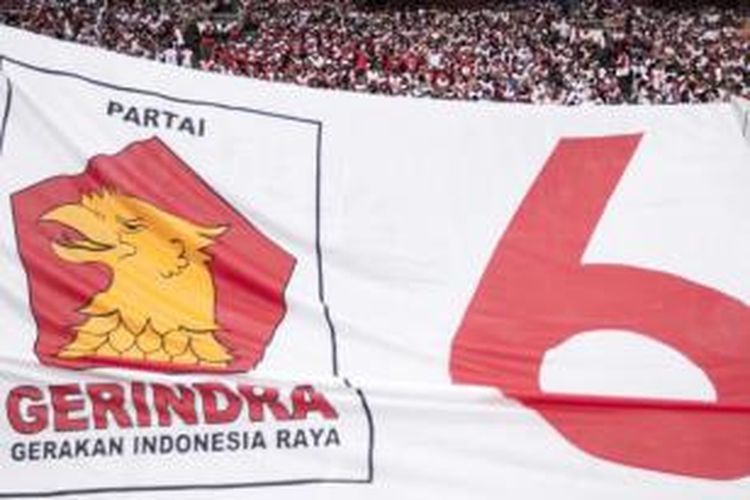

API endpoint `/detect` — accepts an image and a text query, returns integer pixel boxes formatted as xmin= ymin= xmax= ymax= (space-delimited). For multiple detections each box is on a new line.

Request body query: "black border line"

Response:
xmin=0 ymin=477 xmax=367 ymax=499
xmin=0 ymin=55 xmax=372 ymax=497
xmin=0 ymin=55 xmax=318 ymax=126
xmin=345 ymin=378 xmax=375 ymax=482
xmin=0 ymin=74 xmax=12 ymax=155
xmin=316 ymin=124 xmax=340 ymax=376
xmin=0 ymin=54 xmax=340 ymax=376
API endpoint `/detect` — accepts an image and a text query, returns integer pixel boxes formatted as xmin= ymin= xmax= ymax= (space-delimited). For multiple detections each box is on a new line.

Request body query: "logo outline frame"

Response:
xmin=0 ymin=54 xmax=374 ymax=497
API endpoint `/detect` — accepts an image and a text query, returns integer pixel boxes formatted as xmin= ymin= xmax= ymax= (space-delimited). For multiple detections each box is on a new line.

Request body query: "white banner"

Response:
xmin=0 ymin=26 xmax=749 ymax=499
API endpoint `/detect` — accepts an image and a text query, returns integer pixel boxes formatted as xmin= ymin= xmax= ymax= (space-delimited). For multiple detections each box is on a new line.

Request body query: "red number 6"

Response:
xmin=451 ymin=134 xmax=750 ymax=479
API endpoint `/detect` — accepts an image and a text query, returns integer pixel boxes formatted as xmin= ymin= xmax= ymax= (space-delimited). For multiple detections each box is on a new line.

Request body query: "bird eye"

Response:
xmin=120 ymin=218 xmax=146 ymax=233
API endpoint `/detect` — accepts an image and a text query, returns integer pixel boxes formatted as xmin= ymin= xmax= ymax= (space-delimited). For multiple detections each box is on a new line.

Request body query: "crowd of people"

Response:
xmin=2 ymin=0 xmax=749 ymax=104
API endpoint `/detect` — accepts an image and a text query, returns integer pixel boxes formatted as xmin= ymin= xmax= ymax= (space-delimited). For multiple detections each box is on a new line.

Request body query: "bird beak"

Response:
xmin=41 ymin=203 xmax=114 ymax=255
xmin=41 ymin=203 xmax=88 ymax=227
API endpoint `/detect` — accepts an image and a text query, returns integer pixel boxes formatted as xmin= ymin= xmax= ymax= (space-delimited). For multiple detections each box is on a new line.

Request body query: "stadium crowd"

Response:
xmin=2 ymin=0 xmax=749 ymax=104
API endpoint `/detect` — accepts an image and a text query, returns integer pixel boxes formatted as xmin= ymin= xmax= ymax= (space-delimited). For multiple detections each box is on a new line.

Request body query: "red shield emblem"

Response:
xmin=12 ymin=137 xmax=295 ymax=373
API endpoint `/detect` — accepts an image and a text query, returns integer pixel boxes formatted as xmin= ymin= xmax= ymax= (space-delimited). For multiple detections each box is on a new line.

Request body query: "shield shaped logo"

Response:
xmin=12 ymin=137 xmax=295 ymax=373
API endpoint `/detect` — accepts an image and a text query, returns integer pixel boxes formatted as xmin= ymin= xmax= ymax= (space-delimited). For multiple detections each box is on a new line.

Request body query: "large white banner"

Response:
xmin=0 ymin=26 xmax=749 ymax=499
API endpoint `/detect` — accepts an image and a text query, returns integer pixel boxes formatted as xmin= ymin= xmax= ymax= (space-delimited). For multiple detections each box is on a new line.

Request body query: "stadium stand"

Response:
xmin=2 ymin=0 xmax=749 ymax=104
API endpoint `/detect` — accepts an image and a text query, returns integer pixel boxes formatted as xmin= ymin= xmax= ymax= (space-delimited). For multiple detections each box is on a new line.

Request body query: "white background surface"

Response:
xmin=1 ymin=26 xmax=749 ymax=499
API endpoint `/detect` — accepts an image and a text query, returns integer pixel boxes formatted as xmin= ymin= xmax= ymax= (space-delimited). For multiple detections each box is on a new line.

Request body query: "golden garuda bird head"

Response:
xmin=41 ymin=188 xmax=226 ymax=276
xmin=40 ymin=188 xmax=232 ymax=367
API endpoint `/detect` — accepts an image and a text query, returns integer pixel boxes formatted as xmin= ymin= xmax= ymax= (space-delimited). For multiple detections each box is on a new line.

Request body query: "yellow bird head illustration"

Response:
xmin=41 ymin=188 xmax=232 ymax=367
xmin=42 ymin=188 xmax=226 ymax=275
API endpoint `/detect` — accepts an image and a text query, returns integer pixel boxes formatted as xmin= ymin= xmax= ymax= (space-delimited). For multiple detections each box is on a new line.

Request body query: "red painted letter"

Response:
xmin=7 ymin=386 xmax=48 ymax=435
xmin=195 ymin=383 xmax=241 ymax=424
xmin=451 ymin=135 xmax=750 ymax=479
xmin=50 ymin=384 xmax=88 ymax=432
